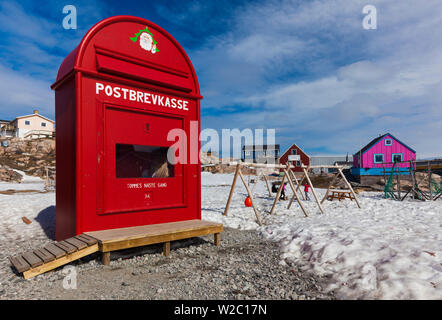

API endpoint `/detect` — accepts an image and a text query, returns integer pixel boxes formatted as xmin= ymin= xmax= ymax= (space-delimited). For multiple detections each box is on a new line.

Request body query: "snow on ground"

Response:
xmin=0 ymin=170 xmax=55 ymax=278
xmin=201 ymin=172 xmax=442 ymax=299
xmin=0 ymin=171 xmax=440 ymax=299
xmin=0 ymin=169 xmax=46 ymax=192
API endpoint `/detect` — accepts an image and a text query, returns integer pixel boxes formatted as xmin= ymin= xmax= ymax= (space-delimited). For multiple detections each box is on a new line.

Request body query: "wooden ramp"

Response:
xmin=9 ymin=234 xmax=99 ymax=280
xmin=9 ymin=220 xmax=223 ymax=279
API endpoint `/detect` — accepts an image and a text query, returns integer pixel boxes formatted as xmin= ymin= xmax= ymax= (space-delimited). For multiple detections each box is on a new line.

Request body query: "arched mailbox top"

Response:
xmin=52 ymin=16 xmax=201 ymax=98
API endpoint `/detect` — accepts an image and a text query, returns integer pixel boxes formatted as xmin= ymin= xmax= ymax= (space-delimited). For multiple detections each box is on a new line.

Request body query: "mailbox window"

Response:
xmin=116 ymin=144 xmax=174 ymax=178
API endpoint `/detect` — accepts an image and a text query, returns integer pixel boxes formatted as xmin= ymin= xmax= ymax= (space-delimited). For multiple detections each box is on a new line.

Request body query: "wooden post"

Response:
xmin=163 ymin=242 xmax=170 ymax=257
xmin=321 ymin=172 xmax=340 ymax=204
xmin=263 ymin=174 xmax=273 ymax=197
xmin=45 ymin=167 xmax=49 ymax=191
xmin=288 ymin=171 xmax=307 ymax=209
xmin=238 ymin=170 xmax=263 ymax=226
xmin=224 ymin=163 xmax=241 ymax=216
xmin=338 ymin=168 xmax=361 ymax=208
xmin=302 ymin=167 xmax=325 ymax=214
xmin=102 ymin=252 xmax=110 ymax=265
xmin=269 ymin=173 xmax=286 ymax=215
xmin=284 ymin=169 xmax=308 ymax=217
xmin=287 ymin=165 xmax=305 ymax=200
xmin=214 ymin=233 xmax=221 ymax=247
xmin=428 ymin=162 xmax=433 ymax=201
xmin=397 ymin=165 xmax=401 ymax=200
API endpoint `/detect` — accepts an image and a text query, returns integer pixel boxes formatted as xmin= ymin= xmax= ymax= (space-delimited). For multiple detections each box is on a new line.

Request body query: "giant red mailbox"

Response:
xmin=51 ymin=16 xmax=202 ymax=241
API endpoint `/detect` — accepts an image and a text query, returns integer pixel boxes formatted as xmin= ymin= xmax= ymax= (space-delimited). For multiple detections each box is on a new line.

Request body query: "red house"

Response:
xmin=279 ymin=143 xmax=310 ymax=172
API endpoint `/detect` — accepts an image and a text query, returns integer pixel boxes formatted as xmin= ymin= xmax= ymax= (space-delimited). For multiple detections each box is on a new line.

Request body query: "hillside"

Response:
xmin=0 ymin=138 xmax=55 ymax=182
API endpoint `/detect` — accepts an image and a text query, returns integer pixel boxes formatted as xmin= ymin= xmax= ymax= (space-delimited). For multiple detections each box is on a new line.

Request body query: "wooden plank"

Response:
xmin=44 ymin=243 xmax=67 ymax=259
xmin=22 ymin=251 xmax=44 ymax=268
xmin=76 ymin=234 xmax=98 ymax=246
xmin=86 ymin=220 xmax=222 ymax=243
xmin=23 ymin=244 xmax=99 ymax=280
xmin=65 ymin=237 xmax=88 ymax=250
xmin=55 ymin=241 xmax=77 ymax=254
xmin=9 ymin=255 xmax=31 ymax=273
xmin=34 ymin=248 xmax=55 ymax=263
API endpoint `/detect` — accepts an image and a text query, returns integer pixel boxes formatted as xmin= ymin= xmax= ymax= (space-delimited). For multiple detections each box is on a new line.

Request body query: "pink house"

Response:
xmin=352 ymin=133 xmax=416 ymax=176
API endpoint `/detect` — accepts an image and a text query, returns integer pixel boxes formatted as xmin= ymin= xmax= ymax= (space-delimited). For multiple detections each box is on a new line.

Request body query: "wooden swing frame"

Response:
xmin=286 ymin=165 xmax=361 ymax=212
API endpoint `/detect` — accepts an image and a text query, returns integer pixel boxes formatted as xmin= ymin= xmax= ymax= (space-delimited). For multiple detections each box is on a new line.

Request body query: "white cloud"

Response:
xmin=195 ymin=0 xmax=442 ymax=156
xmin=0 ymin=63 xmax=53 ymax=117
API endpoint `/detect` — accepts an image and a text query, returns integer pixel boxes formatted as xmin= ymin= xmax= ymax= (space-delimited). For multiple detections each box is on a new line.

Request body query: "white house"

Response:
xmin=0 ymin=110 xmax=54 ymax=139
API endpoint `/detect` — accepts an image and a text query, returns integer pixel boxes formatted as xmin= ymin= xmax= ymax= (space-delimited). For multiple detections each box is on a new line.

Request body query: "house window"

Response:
xmin=374 ymin=154 xmax=384 ymax=164
xmin=291 ymin=149 xmax=297 ymax=155
xmin=25 ymin=121 xmax=30 ymax=125
xmin=392 ymin=153 xmax=403 ymax=163
xmin=296 ymin=161 xmax=301 ymax=166
xmin=384 ymin=139 xmax=393 ymax=146
xmin=41 ymin=122 xmax=46 ymax=127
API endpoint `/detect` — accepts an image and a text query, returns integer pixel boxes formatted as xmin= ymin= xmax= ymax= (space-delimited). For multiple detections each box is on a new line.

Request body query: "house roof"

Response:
xmin=14 ymin=113 xmax=54 ymax=123
xmin=280 ymin=143 xmax=310 ymax=160
xmin=354 ymin=133 xmax=416 ymax=156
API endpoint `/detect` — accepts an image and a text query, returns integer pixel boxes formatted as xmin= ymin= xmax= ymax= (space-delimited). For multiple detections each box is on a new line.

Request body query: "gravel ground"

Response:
xmin=0 ymin=227 xmax=334 ymax=300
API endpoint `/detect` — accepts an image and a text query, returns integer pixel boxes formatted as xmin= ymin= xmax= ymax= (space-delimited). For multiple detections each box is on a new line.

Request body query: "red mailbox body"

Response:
xmin=51 ymin=16 xmax=202 ymax=241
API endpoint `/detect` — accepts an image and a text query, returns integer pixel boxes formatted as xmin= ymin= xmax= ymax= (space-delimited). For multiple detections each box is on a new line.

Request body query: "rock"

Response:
xmin=0 ymin=166 xmax=22 ymax=182
xmin=0 ymin=138 xmax=55 ymax=180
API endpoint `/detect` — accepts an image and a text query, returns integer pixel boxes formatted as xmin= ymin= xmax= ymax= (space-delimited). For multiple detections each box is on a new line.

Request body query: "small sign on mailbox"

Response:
xmin=52 ymin=16 xmax=202 ymax=241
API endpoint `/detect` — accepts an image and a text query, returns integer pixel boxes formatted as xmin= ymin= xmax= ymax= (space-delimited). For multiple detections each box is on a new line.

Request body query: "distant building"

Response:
xmin=310 ymin=155 xmax=353 ymax=174
xmin=352 ymin=133 xmax=416 ymax=176
xmin=0 ymin=110 xmax=54 ymax=139
xmin=279 ymin=143 xmax=310 ymax=172
xmin=242 ymin=144 xmax=280 ymax=164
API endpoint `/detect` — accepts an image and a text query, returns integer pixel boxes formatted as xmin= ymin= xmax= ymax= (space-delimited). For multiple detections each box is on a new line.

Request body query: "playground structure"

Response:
xmin=224 ymin=161 xmax=362 ymax=224
xmin=383 ymin=160 xmax=442 ymax=201
xmin=223 ymin=162 xmax=279 ymax=225
xmin=280 ymin=163 xmax=361 ymax=215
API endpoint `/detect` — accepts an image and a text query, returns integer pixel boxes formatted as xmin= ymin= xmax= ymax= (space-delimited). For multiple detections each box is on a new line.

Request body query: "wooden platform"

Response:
xmin=9 ymin=220 xmax=223 ymax=278
xmin=327 ymin=190 xmax=356 ymax=202
xmin=85 ymin=219 xmax=223 ymax=265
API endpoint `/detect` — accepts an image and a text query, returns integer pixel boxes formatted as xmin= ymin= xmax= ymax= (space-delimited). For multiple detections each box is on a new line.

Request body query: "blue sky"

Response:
xmin=0 ymin=0 xmax=441 ymax=158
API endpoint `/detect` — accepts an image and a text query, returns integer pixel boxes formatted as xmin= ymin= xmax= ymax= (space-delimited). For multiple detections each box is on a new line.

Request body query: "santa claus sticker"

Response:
xmin=130 ymin=26 xmax=159 ymax=54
